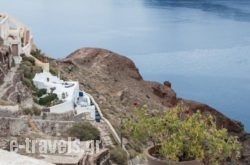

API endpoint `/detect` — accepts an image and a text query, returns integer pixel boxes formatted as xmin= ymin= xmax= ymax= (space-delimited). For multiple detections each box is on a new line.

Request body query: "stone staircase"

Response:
xmin=0 ymin=65 xmax=30 ymax=104
xmin=0 ymin=66 xmax=17 ymax=99
xmin=93 ymin=120 xmax=114 ymax=147
xmin=0 ymin=65 xmax=18 ymax=102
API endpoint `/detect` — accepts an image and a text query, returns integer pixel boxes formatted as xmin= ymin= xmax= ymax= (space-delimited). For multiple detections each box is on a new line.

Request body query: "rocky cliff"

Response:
xmin=0 ymin=45 xmax=33 ymax=107
xmin=0 ymin=46 xmax=12 ymax=85
xmin=50 ymin=48 xmax=244 ymax=134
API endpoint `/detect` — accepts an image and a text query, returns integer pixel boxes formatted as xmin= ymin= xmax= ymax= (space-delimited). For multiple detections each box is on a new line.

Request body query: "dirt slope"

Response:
xmin=50 ymin=47 xmax=243 ymax=134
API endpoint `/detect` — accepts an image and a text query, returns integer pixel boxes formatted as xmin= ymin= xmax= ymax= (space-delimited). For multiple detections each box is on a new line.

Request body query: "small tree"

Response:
xmin=36 ymin=88 xmax=47 ymax=97
xmin=38 ymin=93 xmax=58 ymax=106
xmin=123 ymin=106 xmax=165 ymax=146
xmin=110 ymin=147 xmax=128 ymax=165
xmin=123 ymin=106 xmax=242 ymax=165
xmin=22 ymin=56 xmax=35 ymax=66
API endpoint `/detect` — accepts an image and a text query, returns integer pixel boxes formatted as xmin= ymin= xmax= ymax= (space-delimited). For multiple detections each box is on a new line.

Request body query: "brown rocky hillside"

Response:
xmin=50 ymin=48 xmax=244 ymax=134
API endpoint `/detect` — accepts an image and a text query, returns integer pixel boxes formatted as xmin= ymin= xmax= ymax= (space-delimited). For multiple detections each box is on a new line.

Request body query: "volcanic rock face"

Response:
xmin=183 ymin=99 xmax=244 ymax=133
xmin=55 ymin=48 xmax=243 ymax=133
xmin=0 ymin=46 xmax=12 ymax=85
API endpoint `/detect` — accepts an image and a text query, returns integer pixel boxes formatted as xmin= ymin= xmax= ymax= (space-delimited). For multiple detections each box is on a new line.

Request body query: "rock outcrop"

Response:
xmin=182 ymin=99 xmax=244 ymax=133
xmin=52 ymin=47 xmax=244 ymax=133
xmin=0 ymin=46 xmax=32 ymax=106
xmin=0 ymin=66 xmax=31 ymax=104
xmin=0 ymin=45 xmax=12 ymax=85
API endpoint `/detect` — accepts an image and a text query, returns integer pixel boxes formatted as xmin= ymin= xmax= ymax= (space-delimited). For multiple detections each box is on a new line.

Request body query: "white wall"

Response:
xmin=76 ymin=105 xmax=95 ymax=120
xmin=50 ymin=101 xmax=73 ymax=113
xmin=33 ymin=80 xmax=47 ymax=90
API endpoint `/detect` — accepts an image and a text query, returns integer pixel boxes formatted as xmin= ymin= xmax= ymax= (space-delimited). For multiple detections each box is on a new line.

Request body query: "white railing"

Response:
xmin=86 ymin=93 xmax=133 ymax=165
xmin=86 ymin=93 xmax=121 ymax=144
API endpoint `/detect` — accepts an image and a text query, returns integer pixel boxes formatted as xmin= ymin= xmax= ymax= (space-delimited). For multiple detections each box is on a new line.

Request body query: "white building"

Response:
xmin=0 ymin=12 xmax=33 ymax=64
xmin=33 ymin=71 xmax=96 ymax=120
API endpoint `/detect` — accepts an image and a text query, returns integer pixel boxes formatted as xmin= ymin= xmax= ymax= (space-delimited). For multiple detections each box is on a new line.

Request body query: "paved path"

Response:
xmin=93 ymin=120 xmax=114 ymax=147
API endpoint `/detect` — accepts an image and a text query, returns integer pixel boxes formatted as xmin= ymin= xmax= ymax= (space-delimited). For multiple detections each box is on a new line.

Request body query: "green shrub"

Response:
xmin=20 ymin=63 xmax=30 ymax=72
xmin=33 ymin=66 xmax=43 ymax=74
xmin=36 ymin=88 xmax=47 ymax=97
xmin=22 ymin=56 xmax=35 ymax=65
xmin=22 ymin=78 xmax=33 ymax=88
xmin=67 ymin=122 xmax=100 ymax=141
xmin=24 ymin=70 xmax=35 ymax=79
xmin=22 ymin=107 xmax=41 ymax=116
xmin=23 ymin=108 xmax=33 ymax=115
xmin=49 ymin=68 xmax=58 ymax=76
xmin=20 ymin=53 xmax=26 ymax=58
xmin=110 ymin=147 xmax=127 ymax=165
xmin=123 ymin=106 xmax=242 ymax=164
xmin=31 ymin=49 xmax=41 ymax=58
xmin=33 ymin=97 xmax=39 ymax=104
xmin=38 ymin=94 xmax=58 ymax=106
xmin=128 ymin=149 xmax=138 ymax=159
xmin=20 ymin=64 xmax=42 ymax=80
xmin=22 ymin=60 xmax=33 ymax=66
xmin=19 ymin=55 xmax=42 ymax=90
xmin=33 ymin=107 xmax=41 ymax=116
xmin=20 ymin=63 xmax=34 ymax=79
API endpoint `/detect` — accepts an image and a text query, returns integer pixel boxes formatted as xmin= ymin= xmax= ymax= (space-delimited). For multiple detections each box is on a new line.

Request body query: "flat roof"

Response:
xmin=33 ymin=71 xmax=79 ymax=101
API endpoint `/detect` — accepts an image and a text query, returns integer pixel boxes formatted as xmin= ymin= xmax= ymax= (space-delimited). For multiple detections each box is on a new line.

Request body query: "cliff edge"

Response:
xmin=50 ymin=47 xmax=244 ymax=134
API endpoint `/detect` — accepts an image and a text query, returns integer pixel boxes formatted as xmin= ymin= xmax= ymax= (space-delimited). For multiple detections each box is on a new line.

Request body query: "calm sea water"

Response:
xmin=1 ymin=0 xmax=250 ymax=131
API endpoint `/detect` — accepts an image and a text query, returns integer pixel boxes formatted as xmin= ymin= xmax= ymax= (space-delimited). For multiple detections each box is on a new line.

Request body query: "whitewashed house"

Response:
xmin=0 ymin=12 xmax=33 ymax=64
xmin=33 ymin=71 xmax=96 ymax=120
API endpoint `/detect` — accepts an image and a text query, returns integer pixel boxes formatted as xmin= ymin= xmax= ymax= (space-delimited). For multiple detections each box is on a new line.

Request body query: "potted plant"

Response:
xmin=122 ymin=106 xmax=242 ymax=165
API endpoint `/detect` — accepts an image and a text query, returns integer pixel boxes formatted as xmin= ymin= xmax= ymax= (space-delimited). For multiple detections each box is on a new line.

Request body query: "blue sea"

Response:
xmin=1 ymin=0 xmax=250 ymax=131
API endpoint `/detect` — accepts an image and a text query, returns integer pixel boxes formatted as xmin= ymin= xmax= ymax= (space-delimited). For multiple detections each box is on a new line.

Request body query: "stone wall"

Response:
xmin=43 ymin=111 xmax=75 ymax=121
xmin=0 ymin=117 xmax=74 ymax=137
xmin=0 ymin=118 xmax=28 ymax=136
xmin=34 ymin=119 xmax=74 ymax=136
